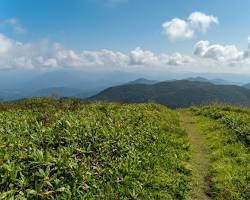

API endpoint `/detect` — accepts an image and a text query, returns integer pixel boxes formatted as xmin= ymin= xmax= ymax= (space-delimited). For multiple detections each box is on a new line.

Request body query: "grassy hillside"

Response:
xmin=191 ymin=105 xmax=250 ymax=199
xmin=89 ymin=80 xmax=250 ymax=108
xmin=0 ymin=98 xmax=191 ymax=200
xmin=1 ymin=98 xmax=249 ymax=199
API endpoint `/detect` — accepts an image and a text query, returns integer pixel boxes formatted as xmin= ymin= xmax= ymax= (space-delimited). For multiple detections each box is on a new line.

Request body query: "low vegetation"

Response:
xmin=2 ymin=98 xmax=249 ymax=199
xmin=192 ymin=105 xmax=250 ymax=146
xmin=0 ymin=98 xmax=191 ymax=199
xmin=191 ymin=105 xmax=250 ymax=199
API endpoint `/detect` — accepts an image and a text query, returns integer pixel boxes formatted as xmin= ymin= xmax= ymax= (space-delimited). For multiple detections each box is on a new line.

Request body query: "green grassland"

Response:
xmin=1 ymin=99 xmax=250 ymax=200
xmin=191 ymin=105 xmax=250 ymax=199
xmin=0 ymin=99 xmax=191 ymax=200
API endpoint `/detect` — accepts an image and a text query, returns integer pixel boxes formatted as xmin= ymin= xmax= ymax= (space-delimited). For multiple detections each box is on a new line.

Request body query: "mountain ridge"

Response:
xmin=89 ymin=80 xmax=250 ymax=108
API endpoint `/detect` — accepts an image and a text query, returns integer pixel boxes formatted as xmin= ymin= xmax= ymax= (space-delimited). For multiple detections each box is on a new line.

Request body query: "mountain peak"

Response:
xmin=127 ymin=78 xmax=157 ymax=85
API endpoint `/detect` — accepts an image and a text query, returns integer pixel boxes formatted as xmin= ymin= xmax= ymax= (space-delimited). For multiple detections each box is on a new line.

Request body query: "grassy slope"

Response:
xmin=0 ymin=98 xmax=191 ymax=200
xmin=191 ymin=106 xmax=250 ymax=199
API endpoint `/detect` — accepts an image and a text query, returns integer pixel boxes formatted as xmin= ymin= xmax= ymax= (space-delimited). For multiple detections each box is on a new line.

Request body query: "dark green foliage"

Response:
xmin=0 ymin=98 xmax=191 ymax=199
xmin=90 ymin=80 xmax=250 ymax=108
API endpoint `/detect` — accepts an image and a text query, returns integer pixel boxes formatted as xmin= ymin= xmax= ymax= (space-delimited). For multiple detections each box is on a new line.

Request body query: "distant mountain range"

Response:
xmin=126 ymin=78 xmax=158 ymax=85
xmin=185 ymin=76 xmax=237 ymax=85
xmin=89 ymin=80 xmax=250 ymax=108
xmin=243 ymin=83 xmax=250 ymax=89
xmin=0 ymin=70 xmax=142 ymax=101
xmin=30 ymin=87 xmax=84 ymax=98
xmin=2 ymin=73 xmax=250 ymax=108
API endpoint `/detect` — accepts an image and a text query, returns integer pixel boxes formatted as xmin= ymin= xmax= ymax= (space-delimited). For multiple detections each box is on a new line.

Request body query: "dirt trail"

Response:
xmin=179 ymin=111 xmax=210 ymax=200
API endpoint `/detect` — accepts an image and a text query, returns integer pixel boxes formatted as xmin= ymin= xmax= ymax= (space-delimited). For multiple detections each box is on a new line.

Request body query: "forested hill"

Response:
xmin=89 ymin=80 xmax=250 ymax=108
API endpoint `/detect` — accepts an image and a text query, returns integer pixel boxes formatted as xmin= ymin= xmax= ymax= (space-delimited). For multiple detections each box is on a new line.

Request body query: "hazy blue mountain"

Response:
xmin=0 ymin=90 xmax=25 ymax=101
xmin=30 ymin=87 xmax=83 ymax=98
xmin=186 ymin=76 xmax=236 ymax=85
xmin=126 ymin=78 xmax=157 ymax=85
xmin=243 ymin=83 xmax=250 ymax=89
xmin=0 ymin=70 xmax=143 ymax=101
xmin=186 ymin=77 xmax=210 ymax=83
xmin=210 ymin=78 xmax=236 ymax=85
xmin=0 ymin=69 xmax=249 ymax=102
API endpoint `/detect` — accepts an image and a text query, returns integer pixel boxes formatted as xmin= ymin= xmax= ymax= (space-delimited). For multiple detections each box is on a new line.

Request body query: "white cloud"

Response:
xmin=1 ymin=18 xmax=25 ymax=34
xmin=162 ymin=18 xmax=194 ymax=40
xmin=130 ymin=47 xmax=159 ymax=65
xmin=0 ymin=33 xmax=194 ymax=70
xmin=2 ymin=32 xmax=250 ymax=74
xmin=194 ymin=40 xmax=248 ymax=62
xmin=162 ymin=12 xmax=219 ymax=40
xmin=188 ymin=12 xmax=218 ymax=32
xmin=248 ymin=35 xmax=250 ymax=48
xmin=0 ymin=34 xmax=13 ymax=54
xmin=166 ymin=53 xmax=194 ymax=65
xmin=129 ymin=47 xmax=194 ymax=66
xmin=43 ymin=58 xmax=58 ymax=67
xmin=80 ymin=49 xmax=129 ymax=66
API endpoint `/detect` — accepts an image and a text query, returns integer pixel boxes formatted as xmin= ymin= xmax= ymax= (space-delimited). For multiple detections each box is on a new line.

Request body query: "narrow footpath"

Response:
xmin=178 ymin=111 xmax=210 ymax=200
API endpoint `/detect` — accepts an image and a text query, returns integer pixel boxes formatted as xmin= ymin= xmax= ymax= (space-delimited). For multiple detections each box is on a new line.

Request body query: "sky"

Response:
xmin=0 ymin=0 xmax=250 ymax=74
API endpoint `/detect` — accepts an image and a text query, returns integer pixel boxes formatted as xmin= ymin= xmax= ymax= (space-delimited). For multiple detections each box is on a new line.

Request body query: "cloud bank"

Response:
xmin=0 ymin=32 xmax=250 ymax=73
xmin=0 ymin=33 xmax=193 ymax=70
xmin=162 ymin=12 xmax=219 ymax=40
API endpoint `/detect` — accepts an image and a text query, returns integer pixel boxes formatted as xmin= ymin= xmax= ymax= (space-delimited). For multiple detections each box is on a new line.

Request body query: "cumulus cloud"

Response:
xmin=194 ymin=40 xmax=249 ymax=62
xmin=0 ymin=35 xmax=130 ymax=69
xmin=130 ymin=47 xmax=159 ymax=65
xmin=162 ymin=12 xmax=219 ymax=40
xmin=162 ymin=18 xmax=194 ymax=40
xmin=0 ymin=33 xmax=193 ymax=70
xmin=167 ymin=53 xmax=194 ymax=66
xmin=0 ymin=34 xmax=13 ymax=54
xmin=129 ymin=47 xmax=194 ymax=66
xmin=188 ymin=12 xmax=218 ymax=32
xmin=1 ymin=18 xmax=25 ymax=34
xmin=80 ymin=49 xmax=129 ymax=66
xmin=2 ymin=32 xmax=250 ymax=73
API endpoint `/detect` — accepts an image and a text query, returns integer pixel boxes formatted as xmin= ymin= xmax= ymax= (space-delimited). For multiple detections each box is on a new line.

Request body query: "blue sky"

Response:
xmin=0 ymin=0 xmax=250 ymax=73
